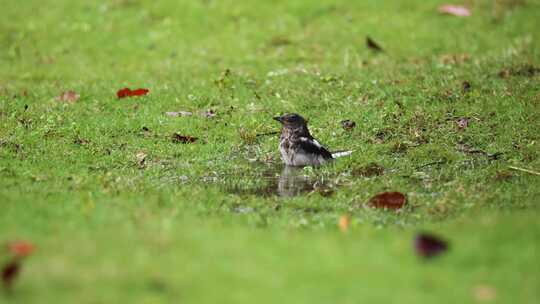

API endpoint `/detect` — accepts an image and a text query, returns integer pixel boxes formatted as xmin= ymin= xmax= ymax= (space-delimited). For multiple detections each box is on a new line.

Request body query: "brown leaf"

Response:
xmin=340 ymin=119 xmax=356 ymax=131
xmin=57 ymin=91 xmax=80 ymax=103
xmin=366 ymin=36 xmax=384 ymax=52
xmin=368 ymin=191 xmax=406 ymax=210
xmin=165 ymin=111 xmax=193 ymax=117
xmin=338 ymin=215 xmax=350 ymax=232
xmin=495 ymin=171 xmax=513 ymax=181
xmin=1 ymin=261 xmax=20 ymax=289
xmin=414 ymin=233 xmax=449 ymax=258
xmin=171 ymin=133 xmax=198 ymax=144
xmin=438 ymin=4 xmax=471 ymax=17
xmin=462 ymin=81 xmax=471 ymax=92
xmin=135 ymin=151 xmax=147 ymax=167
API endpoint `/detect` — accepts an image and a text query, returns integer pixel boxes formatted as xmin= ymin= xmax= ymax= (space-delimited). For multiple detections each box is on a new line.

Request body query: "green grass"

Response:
xmin=1 ymin=0 xmax=540 ymax=303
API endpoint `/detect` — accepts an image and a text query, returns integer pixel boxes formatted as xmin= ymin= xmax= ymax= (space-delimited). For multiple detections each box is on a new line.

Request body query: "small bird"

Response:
xmin=273 ymin=113 xmax=352 ymax=167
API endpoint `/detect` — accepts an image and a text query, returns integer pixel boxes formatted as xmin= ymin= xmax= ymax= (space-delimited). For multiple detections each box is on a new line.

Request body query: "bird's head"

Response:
xmin=273 ymin=113 xmax=308 ymax=128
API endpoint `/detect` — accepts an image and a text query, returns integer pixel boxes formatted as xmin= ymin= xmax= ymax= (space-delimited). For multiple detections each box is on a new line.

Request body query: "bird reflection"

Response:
xmin=277 ymin=166 xmax=315 ymax=197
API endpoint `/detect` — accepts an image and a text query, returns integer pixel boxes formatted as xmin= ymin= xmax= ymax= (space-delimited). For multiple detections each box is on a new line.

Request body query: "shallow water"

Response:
xmin=219 ymin=165 xmax=336 ymax=197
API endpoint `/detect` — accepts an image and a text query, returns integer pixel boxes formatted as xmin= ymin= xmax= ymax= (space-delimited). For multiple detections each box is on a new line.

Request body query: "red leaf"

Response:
xmin=1 ymin=261 xmax=20 ymax=289
xmin=117 ymin=87 xmax=149 ymax=99
xmin=7 ymin=241 xmax=34 ymax=258
xmin=414 ymin=233 xmax=449 ymax=258
xmin=438 ymin=4 xmax=471 ymax=17
xmin=131 ymin=88 xmax=149 ymax=96
xmin=368 ymin=191 xmax=406 ymax=210
xmin=117 ymin=88 xmax=131 ymax=98
xmin=171 ymin=133 xmax=198 ymax=144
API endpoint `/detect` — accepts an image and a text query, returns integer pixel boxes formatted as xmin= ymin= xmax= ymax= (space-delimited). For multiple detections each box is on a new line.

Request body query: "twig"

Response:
xmin=508 ymin=166 xmax=540 ymax=176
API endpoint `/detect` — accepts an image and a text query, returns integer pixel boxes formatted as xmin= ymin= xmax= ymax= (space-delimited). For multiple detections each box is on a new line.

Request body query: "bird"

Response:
xmin=273 ymin=113 xmax=352 ymax=167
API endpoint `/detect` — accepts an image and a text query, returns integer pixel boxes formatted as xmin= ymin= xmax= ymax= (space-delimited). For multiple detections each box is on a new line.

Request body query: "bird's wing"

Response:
xmin=298 ymin=137 xmax=333 ymax=160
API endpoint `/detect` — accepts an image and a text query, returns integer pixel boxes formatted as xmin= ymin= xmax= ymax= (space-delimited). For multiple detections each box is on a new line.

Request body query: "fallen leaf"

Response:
xmin=498 ymin=69 xmax=511 ymax=78
xmin=456 ymin=117 xmax=469 ymax=130
xmin=7 ymin=241 xmax=34 ymax=258
xmin=171 ymin=133 xmax=198 ymax=144
xmin=414 ymin=233 xmax=449 ymax=258
xmin=73 ymin=136 xmax=90 ymax=146
xmin=1 ymin=261 xmax=20 ymax=289
xmin=473 ymin=285 xmax=497 ymax=302
xmin=338 ymin=215 xmax=350 ymax=232
xmin=57 ymin=91 xmax=80 ymax=103
xmin=366 ymin=36 xmax=384 ymax=52
xmin=462 ymin=81 xmax=471 ymax=92
xmin=438 ymin=4 xmax=471 ymax=17
xmin=495 ymin=171 xmax=513 ymax=181
xmin=368 ymin=191 xmax=406 ymax=210
xmin=135 ymin=152 xmax=147 ymax=167
xmin=117 ymin=87 xmax=149 ymax=99
xmin=165 ymin=111 xmax=193 ymax=117
xmin=340 ymin=119 xmax=356 ymax=131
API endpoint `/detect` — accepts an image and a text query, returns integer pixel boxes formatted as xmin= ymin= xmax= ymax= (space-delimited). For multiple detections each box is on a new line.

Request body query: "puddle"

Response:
xmin=216 ymin=165 xmax=337 ymax=197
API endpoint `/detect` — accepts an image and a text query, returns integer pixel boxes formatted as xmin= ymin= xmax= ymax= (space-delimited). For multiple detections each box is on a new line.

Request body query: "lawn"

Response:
xmin=1 ymin=0 xmax=539 ymax=303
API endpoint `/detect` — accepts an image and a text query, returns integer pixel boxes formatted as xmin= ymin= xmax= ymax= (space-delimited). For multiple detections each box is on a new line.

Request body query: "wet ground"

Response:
xmin=216 ymin=165 xmax=338 ymax=197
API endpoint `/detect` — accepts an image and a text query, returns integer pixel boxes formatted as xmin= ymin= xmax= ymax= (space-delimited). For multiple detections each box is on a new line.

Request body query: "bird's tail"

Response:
xmin=331 ymin=150 xmax=353 ymax=158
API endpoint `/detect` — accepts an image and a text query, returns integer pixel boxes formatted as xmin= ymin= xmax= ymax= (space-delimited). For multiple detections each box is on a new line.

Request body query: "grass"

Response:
xmin=1 ymin=0 xmax=540 ymax=303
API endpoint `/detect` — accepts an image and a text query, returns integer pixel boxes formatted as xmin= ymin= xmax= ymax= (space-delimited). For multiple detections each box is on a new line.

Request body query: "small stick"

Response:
xmin=508 ymin=166 xmax=540 ymax=176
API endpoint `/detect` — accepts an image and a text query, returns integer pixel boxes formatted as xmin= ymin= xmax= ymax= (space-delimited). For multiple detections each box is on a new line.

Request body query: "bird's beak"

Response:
xmin=273 ymin=116 xmax=283 ymax=123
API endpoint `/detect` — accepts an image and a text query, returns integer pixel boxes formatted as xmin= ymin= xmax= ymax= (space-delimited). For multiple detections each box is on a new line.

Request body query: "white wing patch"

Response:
xmin=299 ymin=137 xmax=321 ymax=148
xmin=331 ymin=150 xmax=353 ymax=158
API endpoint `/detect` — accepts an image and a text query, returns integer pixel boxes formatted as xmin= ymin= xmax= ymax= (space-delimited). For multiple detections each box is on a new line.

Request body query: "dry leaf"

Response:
xmin=338 ymin=215 xmax=350 ymax=232
xmin=57 ymin=91 xmax=80 ymax=103
xmin=369 ymin=191 xmax=406 ymax=210
xmin=135 ymin=152 xmax=147 ymax=167
xmin=414 ymin=233 xmax=449 ymax=258
xmin=171 ymin=133 xmax=198 ymax=144
xmin=340 ymin=119 xmax=356 ymax=131
xmin=462 ymin=81 xmax=471 ymax=92
xmin=438 ymin=4 xmax=471 ymax=17
xmin=366 ymin=36 xmax=384 ymax=52
xmin=1 ymin=261 xmax=20 ymax=289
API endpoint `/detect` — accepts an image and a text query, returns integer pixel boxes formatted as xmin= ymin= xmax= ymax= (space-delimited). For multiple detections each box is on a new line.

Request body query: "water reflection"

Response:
xmin=222 ymin=165 xmax=334 ymax=197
